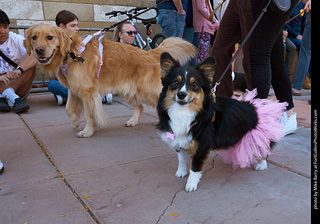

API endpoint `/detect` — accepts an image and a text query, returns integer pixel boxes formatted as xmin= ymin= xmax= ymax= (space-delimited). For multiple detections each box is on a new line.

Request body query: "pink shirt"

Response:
xmin=192 ymin=0 xmax=219 ymax=35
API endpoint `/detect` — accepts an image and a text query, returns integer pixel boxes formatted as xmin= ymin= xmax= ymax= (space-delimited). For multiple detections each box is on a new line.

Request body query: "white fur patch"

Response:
xmin=160 ymin=103 xmax=196 ymax=150
xmin=185 ymin=169 xmax=202 ymax=192
xmin=174 ymin=71 xmax=189 ymax=103
xmin=175 ymin=150 xmax=188 ymax=178
xmin=180 ymin=83 xmax=187 ymax=93
xmin=253 ymin=159 xmax=268 ymax=171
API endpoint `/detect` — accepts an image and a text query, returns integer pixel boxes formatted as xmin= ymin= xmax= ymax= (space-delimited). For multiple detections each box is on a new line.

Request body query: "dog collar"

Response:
xmin=65 ymin=36 xmax=85 ymax=64
xmin=68 ymin=51 xmax=85 ymax=64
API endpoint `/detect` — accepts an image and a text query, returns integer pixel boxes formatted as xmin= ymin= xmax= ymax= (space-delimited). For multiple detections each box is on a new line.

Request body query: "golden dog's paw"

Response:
xmin=76 ymin=130 xmax=94 ymax=138
xmin=72 ymin=122 xmax=79 ymax=129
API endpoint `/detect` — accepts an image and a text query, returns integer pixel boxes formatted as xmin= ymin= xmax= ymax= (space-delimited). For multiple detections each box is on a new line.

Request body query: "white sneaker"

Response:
xmin=55 ymin=94 xmax=63 ymax=106
xmin=106 ymin=93 xmax=113 ymax=104
xmin=102 ymin=93 xmax=112 ymax=104
xmin=0 ymin=160 xmax=4 ymax=174
xmin=281 ymin=112 xmax=297 ymax=136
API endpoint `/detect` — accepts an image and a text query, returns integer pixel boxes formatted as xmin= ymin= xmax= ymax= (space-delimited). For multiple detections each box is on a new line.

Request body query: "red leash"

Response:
xmin=285 ymin=8 xmax=307 ymax=24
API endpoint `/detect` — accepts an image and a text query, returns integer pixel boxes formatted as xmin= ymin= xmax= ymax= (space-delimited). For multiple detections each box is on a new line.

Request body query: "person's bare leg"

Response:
xmin=286 ymin=108 xmax=294 ymax=117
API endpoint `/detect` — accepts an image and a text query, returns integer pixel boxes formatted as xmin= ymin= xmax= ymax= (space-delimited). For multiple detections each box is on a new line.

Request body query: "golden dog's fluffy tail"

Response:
xmin=151 ymin=37 xmax=196 ymax=65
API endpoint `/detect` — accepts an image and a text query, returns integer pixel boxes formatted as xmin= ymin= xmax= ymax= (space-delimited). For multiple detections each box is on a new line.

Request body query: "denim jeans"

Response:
xmin=47 ymin=80 xmax=68 ymax=98
xmin=288 ymin=36 xmax=302 ymax=50
xmin=183 ymin=27 xmax=199 ymax=67
xmin=157 ymin=9 xmax=185 ymax=38
xmin=292 ymin=22 xmax=311 ymax=90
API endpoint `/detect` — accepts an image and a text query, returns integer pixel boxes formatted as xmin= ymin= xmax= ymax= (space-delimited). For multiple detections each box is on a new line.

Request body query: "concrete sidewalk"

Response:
xmin=0 ymin=90 xmax=311 ymax=224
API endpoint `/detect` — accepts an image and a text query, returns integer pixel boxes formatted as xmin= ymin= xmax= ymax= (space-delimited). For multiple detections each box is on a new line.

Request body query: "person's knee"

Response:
xmin=13 ymin=67 xmax=36 ymax=97
xmin=47 ymin=80 xmax=59 ymax=93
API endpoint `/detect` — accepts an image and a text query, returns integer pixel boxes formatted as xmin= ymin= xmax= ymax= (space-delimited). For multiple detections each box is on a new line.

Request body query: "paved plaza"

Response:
xmin=0 ymin=89 xmax=311 ymax=224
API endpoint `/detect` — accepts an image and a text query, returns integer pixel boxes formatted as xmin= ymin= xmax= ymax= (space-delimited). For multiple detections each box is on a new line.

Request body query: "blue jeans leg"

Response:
xmin=308 ymin=58 xmax=311 ymax=78
xmin=157 ymin=9 xmax=185 ymax=38
xmin=183 ymin=27 xmax=199 ymax=66
xmin=292 ymin=22 xmax=311 ymax=90
xmin=175 ymin=13 xmax=186 ymax=38
xmin=48 ymin=80 xmax=68 ymax=98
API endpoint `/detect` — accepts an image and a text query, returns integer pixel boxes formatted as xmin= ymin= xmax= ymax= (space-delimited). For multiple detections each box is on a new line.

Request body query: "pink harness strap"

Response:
xmin=97 ymin=33 xmax=104 ymax=78
xmin=61 ymin=30 xmax=104 ymax=78
xmin=60 ymin=63 xmax=70 ymax=77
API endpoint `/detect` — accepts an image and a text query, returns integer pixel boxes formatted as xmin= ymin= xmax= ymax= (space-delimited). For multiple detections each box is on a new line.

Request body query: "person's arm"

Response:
xmin=193 ymin=0 xmax=212 ymax=21
xmin=285 ymin=22 xmax=299 ymax=39
xmin=301 ymin=0 xmax=310 ymax=5
xmin=0 ymin=75 xmax=11 ymax=86
xmin=18 ymin=51 xmax=38 ymax=72
xmin=5 ymin=51 xmax=38 ymax=78
xmin=303 ymin=0 xmax=311 ymax=12
xmin=173 ymin=0 xmax=186 ymax=15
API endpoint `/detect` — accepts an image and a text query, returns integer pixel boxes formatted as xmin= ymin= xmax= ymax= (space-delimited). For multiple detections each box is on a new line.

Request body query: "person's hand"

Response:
xmin=304 ymin=0 xmax=311 ymax=12
xmin=0 ymin=75 xmax=10 ymax=87
xmin=177 ymin=9 xmax=186 ymax=16
xmin=296 ymin=35 xmax=303 ymax=40
xmin=5 ymin=69 xmax=21 ymax=80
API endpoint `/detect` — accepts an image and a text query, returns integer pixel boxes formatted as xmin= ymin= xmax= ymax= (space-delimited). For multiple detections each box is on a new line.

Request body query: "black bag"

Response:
xmin=270 ymin=0 xmax=291 ymax=14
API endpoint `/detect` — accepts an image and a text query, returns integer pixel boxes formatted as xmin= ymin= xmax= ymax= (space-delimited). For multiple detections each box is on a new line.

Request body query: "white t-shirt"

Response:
xmin=0 ymin=31 xmax=26 ymax=74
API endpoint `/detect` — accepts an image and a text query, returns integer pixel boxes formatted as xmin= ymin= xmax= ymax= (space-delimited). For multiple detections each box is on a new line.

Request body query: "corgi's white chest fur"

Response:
xmin=160 ymin=103 xmax=197 ymax=151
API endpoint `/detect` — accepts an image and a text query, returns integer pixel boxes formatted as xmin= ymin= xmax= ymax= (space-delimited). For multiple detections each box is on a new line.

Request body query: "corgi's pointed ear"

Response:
xmin=160 ymin=52 xmax=179 ymax=78
xmin=197 ymin=57 xmax=216 ymax=84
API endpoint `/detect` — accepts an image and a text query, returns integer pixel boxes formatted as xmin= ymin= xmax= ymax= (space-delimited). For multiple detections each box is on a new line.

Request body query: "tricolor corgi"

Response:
xmin=157 ymin=52 xmax=286 ymax=192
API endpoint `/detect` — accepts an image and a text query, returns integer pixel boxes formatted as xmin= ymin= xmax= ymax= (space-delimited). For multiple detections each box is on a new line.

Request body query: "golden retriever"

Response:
xmin=24 ymin=23 xmax=196 ymax=137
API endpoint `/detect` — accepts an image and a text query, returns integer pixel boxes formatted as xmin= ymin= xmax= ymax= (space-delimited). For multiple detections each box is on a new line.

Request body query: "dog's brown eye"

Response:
xmin=191 ymin=82 xmax=198 ymax=89
xmin=172 ymin=80 xmax=180 ymax=87
xmin=32 ymin=36 xmax=37 ymax=40
xmin=47 ymin=36 xmax=53 ymax=40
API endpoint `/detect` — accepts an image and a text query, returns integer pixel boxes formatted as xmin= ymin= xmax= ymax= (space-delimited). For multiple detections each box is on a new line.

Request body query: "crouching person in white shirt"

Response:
xmin=0 ymin=9 xmax=37 ymax=113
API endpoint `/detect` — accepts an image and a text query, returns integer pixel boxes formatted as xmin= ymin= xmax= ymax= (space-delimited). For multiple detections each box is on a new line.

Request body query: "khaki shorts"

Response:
xmin=0 ymin=73 xmax=31 ymax=100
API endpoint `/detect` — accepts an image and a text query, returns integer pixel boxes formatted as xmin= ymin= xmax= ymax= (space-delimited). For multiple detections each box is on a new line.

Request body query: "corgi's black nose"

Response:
xmin=177 ymin=92 xmax=187 ymax=99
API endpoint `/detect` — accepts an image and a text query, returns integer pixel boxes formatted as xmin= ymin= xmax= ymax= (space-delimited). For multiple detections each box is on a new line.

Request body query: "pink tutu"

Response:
xmin=220 ymin=89 xmax=287 ymax=169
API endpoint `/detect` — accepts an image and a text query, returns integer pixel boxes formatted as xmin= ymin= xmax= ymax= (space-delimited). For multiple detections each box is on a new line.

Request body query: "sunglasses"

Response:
xmin=125 ymin=31 xmax=138 ymax=36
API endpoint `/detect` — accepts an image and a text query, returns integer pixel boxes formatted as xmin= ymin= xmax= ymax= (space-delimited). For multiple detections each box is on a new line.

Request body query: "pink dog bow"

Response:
xmin=166 ymin=132 xmax=175 ymax=140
